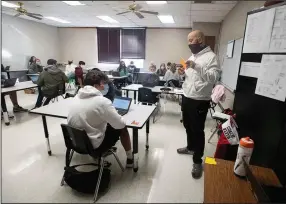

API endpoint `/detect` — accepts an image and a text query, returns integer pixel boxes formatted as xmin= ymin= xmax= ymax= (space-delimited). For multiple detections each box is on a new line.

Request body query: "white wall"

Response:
xmin=145 ymin=28 xmax=192 ymax=69
xmin=58 ymin=28 xmax=98 ymax=67
xmin=218 ymin=1 xmax=264 ymax=109
xmin=192 ymin=22 xmax=221 ymax=53
xmin=58 ymin=27 xmax=192 ymax=71
xmin=1 ymin=14 xmax=59 ymax=70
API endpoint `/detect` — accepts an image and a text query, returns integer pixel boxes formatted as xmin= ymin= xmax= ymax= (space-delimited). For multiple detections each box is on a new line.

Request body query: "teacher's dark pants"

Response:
xmin=182 ymin=96 xmax=209 ymax=164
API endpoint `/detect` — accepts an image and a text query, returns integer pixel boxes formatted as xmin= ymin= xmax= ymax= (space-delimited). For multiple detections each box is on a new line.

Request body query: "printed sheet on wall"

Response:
xmin=255 ymin=55 xmax=286 ymax=102
xmin=243 ymin=5 xmax=286 ymax=53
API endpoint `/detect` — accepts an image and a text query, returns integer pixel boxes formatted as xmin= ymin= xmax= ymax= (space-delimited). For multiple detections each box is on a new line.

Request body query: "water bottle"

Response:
xmin=234 ymin=137 xmax=254 ymax=177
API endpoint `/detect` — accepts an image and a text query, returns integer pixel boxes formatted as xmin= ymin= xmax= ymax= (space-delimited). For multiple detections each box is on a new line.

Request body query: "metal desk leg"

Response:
xmin=42 ymin=116 xmax=52 ymax=156
xmin=146 ymin=119 xmax=150 ymax=150
xmin=1 ymin=94 xmax=10 ymax=125
xmin=7 ymin=72 xmax=10 ymax=79
xmin=126 ymin=90 xmax=129 ymax=98
xmin=134 ymin=91 xmax=137 ymax=104
xmin=132 ymin=128 xmax=139 ymax=172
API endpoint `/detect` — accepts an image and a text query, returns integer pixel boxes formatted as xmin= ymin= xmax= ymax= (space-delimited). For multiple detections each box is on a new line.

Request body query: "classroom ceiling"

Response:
xmin=2 ymin=1 xmax=237 ymax=28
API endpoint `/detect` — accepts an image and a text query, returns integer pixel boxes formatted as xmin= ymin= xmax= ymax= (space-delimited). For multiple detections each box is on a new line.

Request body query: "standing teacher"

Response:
xmin=177 ymin=30 xmax=221 ymax=179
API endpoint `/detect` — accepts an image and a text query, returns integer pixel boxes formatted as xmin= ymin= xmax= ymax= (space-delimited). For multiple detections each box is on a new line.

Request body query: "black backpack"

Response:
xmin=63 ymin=163 xmax=111 ymax=194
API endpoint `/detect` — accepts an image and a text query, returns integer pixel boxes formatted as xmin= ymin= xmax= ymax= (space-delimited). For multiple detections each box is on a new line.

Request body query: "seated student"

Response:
xmin=28 ymin=56 xmax=42 ymax=74
xmin=75 ymin=61 xmax=85 ymax=88
xmin=65 ymin=60 xmax=76 ymax=80
xmin=149 ymin=61 xmax=157 ymax=73
xmin=166 ymin=62 xmax=172 ymax=70
xmin=127 ymin=61 xmax=136 ymax=83
xmin=156 ymin=63 xmax=167 ymax=76
xmin=32 ymin=59 xmax=68 ymax=109
xmin=1 ymin=64 xmax=27 ymax=112
xmin=92 ymin=68 xmax=122 ymax=101
xmin=163 ymin=63 xmax=181 ymax=83
xmin=117 ymin=61 xmax=128 ymax=76
xmin=67 ymin=71 xmax=133 ymax=167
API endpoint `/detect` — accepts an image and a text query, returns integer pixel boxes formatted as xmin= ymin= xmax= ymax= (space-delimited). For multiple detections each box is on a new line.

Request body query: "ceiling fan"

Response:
xmin=116 ymin=1 xmax=159 ymax=19
xmin=13 ymin=2 xmax=43 ymax=20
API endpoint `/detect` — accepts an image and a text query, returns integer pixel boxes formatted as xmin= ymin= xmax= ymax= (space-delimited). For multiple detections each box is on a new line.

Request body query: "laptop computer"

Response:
xmin=112 ymin=71 xmax=120 ymax=77
xmin=29 ymin=75 xmax=39 ymax=84
xmin=243 ymin=157 xmax=286 ymax=203
xmin=112 ymin=96 xmax=132 ymax=116
xmin=1 ymin=78 xmax=17 ymax=88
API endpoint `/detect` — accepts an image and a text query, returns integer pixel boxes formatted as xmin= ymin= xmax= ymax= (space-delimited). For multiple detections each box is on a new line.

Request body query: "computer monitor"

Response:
xmin=113 ymin=96 xmax=132 ymax=111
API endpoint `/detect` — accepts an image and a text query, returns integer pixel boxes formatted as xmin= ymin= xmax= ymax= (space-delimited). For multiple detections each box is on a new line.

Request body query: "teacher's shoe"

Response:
xmin=13 ymin=106 xmax=27 ymax=113
xmin=177 ymin=147 xmax=194 ymax=155
xmin=192 ymin=163 xmax=203 ymax=179
xmin=126 ymin=158 xmax=133 ymax=168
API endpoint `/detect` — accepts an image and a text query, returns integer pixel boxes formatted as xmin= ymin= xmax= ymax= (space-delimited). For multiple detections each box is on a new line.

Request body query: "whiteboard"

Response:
xmin=221 ymin=38 xmax=243 ymax=91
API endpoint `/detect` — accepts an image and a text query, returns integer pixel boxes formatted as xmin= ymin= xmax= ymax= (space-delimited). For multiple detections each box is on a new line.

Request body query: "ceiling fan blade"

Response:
xmin=134 ymin=11 xmax=144 ymax=19
xmin=27 ymin=12 xmax=43 ymax=17
xmin=116 ymin=10 xmax=131 ymax=15
xmin=26 ymin=13 xmax=42 ymax=20
xmin=14 ymin=13 xmax=22 ymax=17
xmin=139 ymin=10 xmax=159 ymax=15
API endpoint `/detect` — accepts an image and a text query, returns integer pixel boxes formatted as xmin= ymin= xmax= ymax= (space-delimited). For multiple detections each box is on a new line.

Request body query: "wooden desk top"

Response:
xmin=204 ymin=158 xmax=281 ymax=203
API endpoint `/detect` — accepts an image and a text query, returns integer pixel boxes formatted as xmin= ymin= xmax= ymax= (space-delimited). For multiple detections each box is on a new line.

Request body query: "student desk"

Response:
xmin=204 ymin=158 xmax=282 ymax=203
xmin=5 ymin=69 xmax=28 ymax=79
xmin=1 ymin=81 xmax=38 ymax=125
xmin=29 ymin=98 xmax=156 ymax=172
xmin=122 ymin=84 xmax=184 ymax=103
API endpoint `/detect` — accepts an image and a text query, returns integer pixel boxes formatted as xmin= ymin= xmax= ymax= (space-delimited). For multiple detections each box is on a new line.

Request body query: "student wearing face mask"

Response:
xmin=177 ymin=30 xmax=221 ymax=179
xmin=75 ymin=61 xmax=85 ymax=88
xmin=166 ymin=62 xmax=172 ymax=70
xmin=67 ymin=70 xmax=134 ymax=168
xmin=156 ymin=63 xmax=167 ymax=76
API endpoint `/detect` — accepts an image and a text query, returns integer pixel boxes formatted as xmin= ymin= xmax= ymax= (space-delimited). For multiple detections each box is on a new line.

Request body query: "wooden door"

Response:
xmin=205 ymin=36 xmax=216 ymax=51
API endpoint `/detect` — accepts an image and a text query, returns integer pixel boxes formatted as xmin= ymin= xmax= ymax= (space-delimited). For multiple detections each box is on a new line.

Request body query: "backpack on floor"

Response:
xmin=63 ymin=163 xmax=111 ymax=194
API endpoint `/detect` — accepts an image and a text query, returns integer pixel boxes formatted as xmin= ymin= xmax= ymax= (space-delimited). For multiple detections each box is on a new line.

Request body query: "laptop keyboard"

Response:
xmin=117 ymin=110 xmax=127 ymax=116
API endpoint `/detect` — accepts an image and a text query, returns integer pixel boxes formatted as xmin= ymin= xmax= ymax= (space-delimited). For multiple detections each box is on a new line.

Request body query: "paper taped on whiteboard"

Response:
xmin=255 ymin=55 xmax=286 ymax=102
xmin=239 ymin=62 xmax=260 ymax=78
xmin=227 ymin=40 xmax=234 ymax=58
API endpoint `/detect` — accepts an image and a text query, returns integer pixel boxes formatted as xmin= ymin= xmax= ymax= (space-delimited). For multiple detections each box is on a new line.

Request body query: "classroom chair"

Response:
xmin=60 ymin=124 xmax=124 ymax=202
xmin=138 ymin=87 xmax=160 ymax=123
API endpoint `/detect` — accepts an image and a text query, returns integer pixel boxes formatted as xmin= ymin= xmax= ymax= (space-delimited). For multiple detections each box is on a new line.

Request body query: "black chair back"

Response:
xmin=133 ymin=68 xmax=140 ymax=73
xmin=138 ymin=87 xmax=156 ymax=104
xmin=61 ymin=124 xmax=94 ymax=155
xmin=167 ymin=79 xmax=180 ymax=88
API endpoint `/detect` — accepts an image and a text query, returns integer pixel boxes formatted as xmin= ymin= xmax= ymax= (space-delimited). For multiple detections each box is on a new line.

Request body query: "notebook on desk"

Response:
xmin=243 ymin=157 xmax=286 ymax=203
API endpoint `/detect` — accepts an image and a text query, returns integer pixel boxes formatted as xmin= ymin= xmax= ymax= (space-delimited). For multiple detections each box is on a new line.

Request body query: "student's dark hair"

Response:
xmin=84 ymin=70 xmax=108 ymax=86
xmin=92 ymin=68 xmax=101 ymax=72
xmin=29 ymin=56 xmax=36 ymax=65
xmin=79 ymin=61 xmax=85 ymax=65
xmin=118 ymin=60 xmax=127 ymax=73
xmin=68 ymin=60 xmax=73 ymax=65
xmin=167 ymin=62 xmax=172 ymax=66
xmin=47 ymin=59 xmax=57 ymax=65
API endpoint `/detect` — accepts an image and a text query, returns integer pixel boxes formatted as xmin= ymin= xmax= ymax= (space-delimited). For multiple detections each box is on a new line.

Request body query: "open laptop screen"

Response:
xmin=113 ymin=97 xmax=131 ymax=110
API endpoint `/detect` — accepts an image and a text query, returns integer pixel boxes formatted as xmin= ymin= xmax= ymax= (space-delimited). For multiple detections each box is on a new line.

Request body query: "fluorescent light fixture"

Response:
xmin=97 ymin=16 xmax=119 ymax=24
xmin=2 ymin=1 xmax=19 ymax=8
xmin=146 ymin=1 xmax=167 ymax=4
xmin=44 ymin=17 xmax=70 ymax=24
xmin=62 ymin=1 xmax=85 ymax=6
xmin=2 ymin=49 xmax=12 ymax=58
xmin=158 ymin=15 xmax=174 ymax=24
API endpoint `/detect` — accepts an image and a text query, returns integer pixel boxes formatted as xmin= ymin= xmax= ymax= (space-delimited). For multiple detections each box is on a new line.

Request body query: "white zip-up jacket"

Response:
xmin=67 ymin=86 xmax=125 ymax=148
xmin=182 ymin=46 xmax=221 ymax=100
